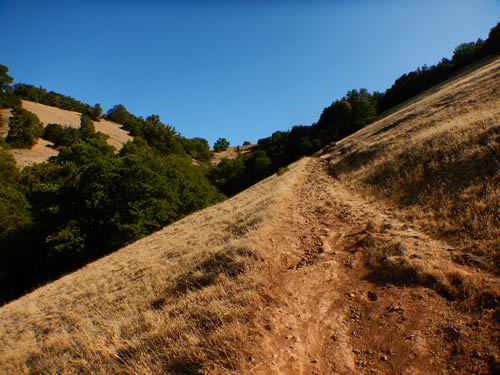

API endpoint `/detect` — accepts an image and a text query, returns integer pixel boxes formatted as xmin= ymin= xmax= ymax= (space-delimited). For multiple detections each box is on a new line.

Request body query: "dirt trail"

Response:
xmin=245 ymin=157 xmax=498 ymax=375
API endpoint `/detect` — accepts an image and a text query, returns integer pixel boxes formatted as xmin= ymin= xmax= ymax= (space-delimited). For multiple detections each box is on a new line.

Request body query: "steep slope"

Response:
xmin=0 ymin=58 xmax=497 ymax=374
xmin=245 ymin=158 xmax=498 ymax=375
xmin=1 ymin=100 xmax=132 ymax=168
xmin=0 ymin=157 xmax=309 ymax=374
xmin=244 ymin=57 xmax=499 ymax=374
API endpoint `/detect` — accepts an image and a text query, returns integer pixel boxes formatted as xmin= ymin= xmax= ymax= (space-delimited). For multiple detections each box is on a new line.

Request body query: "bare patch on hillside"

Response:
xmin=211 ymin=144 xmax=256 ymax=165
xmin=0 ymin=108 xmax=11 ymax=137
xmin=8 ymin=138 xmax=59 ymax=167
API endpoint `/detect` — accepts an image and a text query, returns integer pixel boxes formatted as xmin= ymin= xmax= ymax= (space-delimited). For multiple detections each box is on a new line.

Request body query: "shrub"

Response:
xmin=79 ymin=115 xmax=96 ymax=140
xmin=213 ymin=137 xmax=230 ymax=152
xmin=277 ymin=166 xmax=289 ymax=176
xmin=42 ymin=123 xmax=79 ymax=147
xmin=6 ymin=107 xmax=43 ymax=149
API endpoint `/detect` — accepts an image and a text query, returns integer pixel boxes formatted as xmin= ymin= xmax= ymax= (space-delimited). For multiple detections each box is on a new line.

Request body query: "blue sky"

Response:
xmin=0 ymin=0 xmax=498 ymax=145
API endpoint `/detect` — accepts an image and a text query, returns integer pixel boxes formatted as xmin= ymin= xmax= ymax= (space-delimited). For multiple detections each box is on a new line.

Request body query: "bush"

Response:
xmin=213 ymin=137 xmax=230 ymax=152
xmin=277 ymin=166 xmax=289 ymax=176
xmin=79 ymin=115 xmax=96 ymax=140
xmin=42 ymin=124 xmax=79 ymax=148
xmin=6 ymin=107 xmax=43 ymax=149
xmin=183 ymin=137 xmax=213 ymax=162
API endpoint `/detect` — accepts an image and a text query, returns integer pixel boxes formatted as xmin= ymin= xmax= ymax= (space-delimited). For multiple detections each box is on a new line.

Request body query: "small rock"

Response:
xmin=285 ymin=334 xmax=294 ymax=340
xmin=380 ymin=354 xmax=388 ymax=361
xmin=353 ymin=349 xmax=361 ymax=355
xmin=367 ymin=291 xmax=378 ymax=301
xmin=349 ymin=292 xmax=356 ymax=298
xmin=388 ymin=303 xmax=403 ymax=312
xmin=311 ymin=359 xmax=318 ymax=364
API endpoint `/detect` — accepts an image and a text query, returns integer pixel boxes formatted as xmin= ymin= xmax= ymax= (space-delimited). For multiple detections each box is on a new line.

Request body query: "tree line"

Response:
xmin=208 ymin=23 xmax=499 ymax=196
xmin=377 ymin=23 xmax=499 ymax=113
xmin=9 ymin=83 xmax=103 ymax=120
xmin=0 ymin=68 xmax=221 ymax=303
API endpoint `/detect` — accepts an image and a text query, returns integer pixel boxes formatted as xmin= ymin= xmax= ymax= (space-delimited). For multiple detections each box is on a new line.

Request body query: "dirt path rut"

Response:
xmin=245 ymin=157 xmax=498 ymax=375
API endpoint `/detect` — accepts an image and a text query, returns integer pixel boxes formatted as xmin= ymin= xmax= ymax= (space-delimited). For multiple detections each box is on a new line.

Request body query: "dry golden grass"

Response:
xmin=327 ymin=57 xmax=500 ymax=302
xmin=1 ymin=101 xmax=133 ymax=168
xmin=0 ymin=158 xmax=308 ymax=374
xmin=0 ymin=108 xmax=11 ymax=138
xmin=1 ymin=57 xmax=498 ymax=374
xmin=211 ymin=144 xmax=256 ymax=165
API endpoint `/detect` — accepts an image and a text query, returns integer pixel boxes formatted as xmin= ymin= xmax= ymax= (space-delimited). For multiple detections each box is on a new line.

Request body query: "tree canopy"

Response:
xmin=213 ymin=137 xmax=230 ymax=152
xmin=6 ymin=107 xmax=43 ymax=149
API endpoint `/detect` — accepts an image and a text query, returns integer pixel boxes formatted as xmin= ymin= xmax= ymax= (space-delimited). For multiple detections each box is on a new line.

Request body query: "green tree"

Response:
xmin=79 ymin=115 xmax=96 ymax=140
xmin=0 ymin=64 xmax=13 ymax=92
xmin=0 ymin=148 xmax=32 ymax=242
xmin=182 ymin=137 xmax=213 ymax=162
xmin=6 ymin=107 xmax=43 ymax=148
xmin=92 ymin=103 xmax=103 ymax=120
xmin=42 ymin=124 xmax=80 ymax=148
xmin=213 ymin=137 xmax=230 ymax=152
xmin=317 ymin=99 xmax=352 ymax=140
xmin=0 ymin=64 xmax=20 ymax=109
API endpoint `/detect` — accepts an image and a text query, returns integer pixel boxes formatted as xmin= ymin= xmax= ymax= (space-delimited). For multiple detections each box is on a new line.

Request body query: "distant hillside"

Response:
xmin=210 ymin=143 xmax=256 ymax=165
xmin=1 ymin=100 xmax=132 ymax=168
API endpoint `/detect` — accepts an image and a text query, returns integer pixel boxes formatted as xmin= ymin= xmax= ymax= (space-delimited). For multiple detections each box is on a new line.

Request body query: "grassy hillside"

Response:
xmin=0 ymin=158 xmax=308 ymax=374
xmin=0 ymin=57 xmax=498 ymax=374
xmin=327 ymin=58 xmax=499 ymax=282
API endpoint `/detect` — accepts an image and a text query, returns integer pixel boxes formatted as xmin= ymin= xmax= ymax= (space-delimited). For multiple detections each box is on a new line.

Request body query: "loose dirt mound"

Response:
xmin=3 ymin=100 xmax=133 ymax=168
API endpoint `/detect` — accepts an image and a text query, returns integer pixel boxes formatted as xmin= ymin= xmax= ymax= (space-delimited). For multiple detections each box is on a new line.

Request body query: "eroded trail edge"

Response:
xmin=244 ymin=157 xmax=498 ymax=375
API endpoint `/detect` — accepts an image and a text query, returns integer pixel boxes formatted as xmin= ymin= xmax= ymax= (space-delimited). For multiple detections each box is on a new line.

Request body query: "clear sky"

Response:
xmin=0 ymin=0 xmax=498 ymax=146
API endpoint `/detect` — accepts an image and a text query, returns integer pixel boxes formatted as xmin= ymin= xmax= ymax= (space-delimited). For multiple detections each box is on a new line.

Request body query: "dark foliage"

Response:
xmin=213 ymin=137 xmax=230 ymax=152
xmin=378 ymin=23 xmax=500 ymax=113
xmin=208 ymin=88 xmax=378 ymax=196
xmin=182 ymin=137 xmax=213 ymax=162
xmin=0 ymin=136 xmax=223 ymax=304
xmin=6 ymin=107 xmax=43 ymax=148
xmin=13 ymin=83 xmax=103 ymax=120
xmin=42 ymin=124 xmax=79 ymax=147
xmin=0 ymin=64 xmax=20 ymax=109
xmin=106 ymin=104 xmax=207 ymax=159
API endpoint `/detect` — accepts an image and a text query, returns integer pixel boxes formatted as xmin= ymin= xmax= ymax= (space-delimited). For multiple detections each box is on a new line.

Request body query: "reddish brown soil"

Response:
xmin=245 ymin=157 xmax=498 ymax=375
